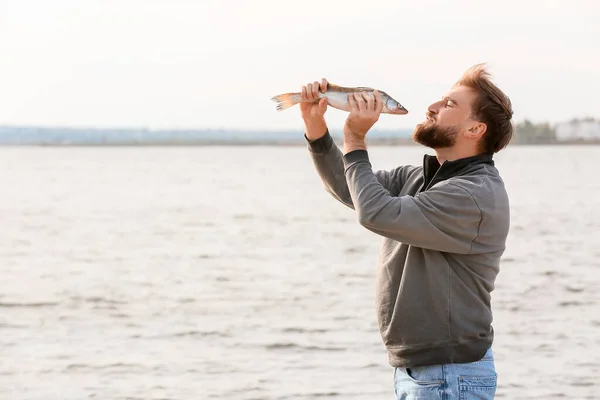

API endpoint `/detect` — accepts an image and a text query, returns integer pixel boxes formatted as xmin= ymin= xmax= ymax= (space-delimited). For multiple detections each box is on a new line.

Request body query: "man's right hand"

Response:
xmin=301 ymin=78 xmax=329 ymax=141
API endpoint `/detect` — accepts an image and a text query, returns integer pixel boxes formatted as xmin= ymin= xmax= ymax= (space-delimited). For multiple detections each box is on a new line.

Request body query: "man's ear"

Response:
xmin=466 ymin=122 xmax=487 ymax=139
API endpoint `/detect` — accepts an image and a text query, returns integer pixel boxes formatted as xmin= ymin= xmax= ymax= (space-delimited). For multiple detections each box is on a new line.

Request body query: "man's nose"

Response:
xmin=428 ymin=100 xmax=442 ymax=114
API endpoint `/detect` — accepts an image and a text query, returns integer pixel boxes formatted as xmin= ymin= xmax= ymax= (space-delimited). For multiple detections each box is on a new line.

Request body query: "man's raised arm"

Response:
xmin=300 ymin=79 xmax=405 ymax=209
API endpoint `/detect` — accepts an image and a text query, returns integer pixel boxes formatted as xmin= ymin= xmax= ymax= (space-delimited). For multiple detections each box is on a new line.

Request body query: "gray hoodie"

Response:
xmin=307 ymin=131 xmax=510 ymax=368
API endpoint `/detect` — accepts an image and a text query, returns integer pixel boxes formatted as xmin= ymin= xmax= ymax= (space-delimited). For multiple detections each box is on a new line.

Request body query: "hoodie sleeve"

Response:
xmin=343 ymin=150 xmax=482 ymax=254
xmin=307 ymin=130 xmax=408 ymax=209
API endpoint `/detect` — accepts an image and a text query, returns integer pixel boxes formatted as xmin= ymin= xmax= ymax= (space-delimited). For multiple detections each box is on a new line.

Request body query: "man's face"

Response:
xmin=413 ymin=85 xmax=478 ymax=149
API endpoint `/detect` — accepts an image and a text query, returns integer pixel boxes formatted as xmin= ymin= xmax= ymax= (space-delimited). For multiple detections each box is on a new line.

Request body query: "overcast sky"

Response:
xmin=0 ymin=0 xmax=598 ymax=131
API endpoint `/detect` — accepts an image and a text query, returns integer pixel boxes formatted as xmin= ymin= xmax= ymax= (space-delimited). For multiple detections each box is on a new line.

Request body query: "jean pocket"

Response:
xmin=402 ymin=367 xmax=444 ymax=387
xmin=458 ymin=375 xmax=497 ymax=400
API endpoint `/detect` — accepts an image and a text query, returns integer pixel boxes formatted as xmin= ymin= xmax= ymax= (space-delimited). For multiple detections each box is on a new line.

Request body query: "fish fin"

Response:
xmin=271 ymin=92 xmax=302 ymax=111
xmin=326 ymin=84 xmax=375 ymax=93
xmin=326 ymin=83 xmax=356 ymax=93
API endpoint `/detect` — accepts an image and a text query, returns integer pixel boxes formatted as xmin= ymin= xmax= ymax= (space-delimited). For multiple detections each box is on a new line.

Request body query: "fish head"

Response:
xmin=385 ymin=97 xmax=409 ymax=115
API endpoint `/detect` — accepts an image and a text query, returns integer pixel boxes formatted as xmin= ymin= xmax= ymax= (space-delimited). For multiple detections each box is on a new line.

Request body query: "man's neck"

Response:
xmin=434 ymin=146 xmax=481 ymax=165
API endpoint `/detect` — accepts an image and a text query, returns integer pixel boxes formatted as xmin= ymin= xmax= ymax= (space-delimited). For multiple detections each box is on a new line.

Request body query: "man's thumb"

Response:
xmin=318 ymin=97 xmax=328 ymax=113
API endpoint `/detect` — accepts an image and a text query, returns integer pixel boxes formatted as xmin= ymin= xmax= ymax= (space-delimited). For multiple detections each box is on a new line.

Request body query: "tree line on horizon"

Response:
xmin=513 ymin=117 xmax=599 ymax=144
xmin=0 ymin=117 xmax=597 ymax=145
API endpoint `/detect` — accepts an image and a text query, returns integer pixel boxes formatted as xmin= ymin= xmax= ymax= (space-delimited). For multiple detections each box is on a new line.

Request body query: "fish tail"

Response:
xmin=271 ymin=92 xmax=302 ymax=111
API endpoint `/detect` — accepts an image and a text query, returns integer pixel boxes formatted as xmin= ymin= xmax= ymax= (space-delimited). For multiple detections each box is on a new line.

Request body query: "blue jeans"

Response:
xmin=393 ymin=347 xmax=497 ymax=399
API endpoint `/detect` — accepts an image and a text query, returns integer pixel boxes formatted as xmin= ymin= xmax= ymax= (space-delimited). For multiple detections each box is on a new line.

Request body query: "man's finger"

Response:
xmin=306 ymin=83 xmax=314 ymax=101
xmin=348 ymin=94 xmax=358 ymax=113
xmin=353 ymin=93 xmax=365 ymax=112
xmin=301 ymin=85 xmax=307 ymax=101
xmin=363 ymin=92 xmax=374 ymax=112
xmin=312 ymin=81 xmax=320 ymax=99
xmin=374 ymin=90 xmax=384 ymax=114
xmin=320 ymin=78 xmax=328 ymax=93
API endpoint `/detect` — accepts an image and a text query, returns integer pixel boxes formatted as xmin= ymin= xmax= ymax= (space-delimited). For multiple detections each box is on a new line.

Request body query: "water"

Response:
xmin=0 ymin=144 xmax=599 ymax=399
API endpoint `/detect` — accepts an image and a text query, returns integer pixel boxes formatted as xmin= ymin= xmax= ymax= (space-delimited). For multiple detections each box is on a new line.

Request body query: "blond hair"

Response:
xmin=455 ymin=64 xmax=514 ymax=154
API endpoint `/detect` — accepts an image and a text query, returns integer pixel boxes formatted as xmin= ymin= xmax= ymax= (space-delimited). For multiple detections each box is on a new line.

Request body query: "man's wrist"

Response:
xmin=303 ymin=117 xmax=327 ymax=142
xmin=343 ymin=125 xmax=367 ymax=154
xmin=343 ymin=136 xmax=367 ymax=154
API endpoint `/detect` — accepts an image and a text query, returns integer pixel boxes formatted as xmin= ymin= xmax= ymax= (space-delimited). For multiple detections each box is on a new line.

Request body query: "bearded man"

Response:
xmin=301 ymin=64 xmax=514 ymax=399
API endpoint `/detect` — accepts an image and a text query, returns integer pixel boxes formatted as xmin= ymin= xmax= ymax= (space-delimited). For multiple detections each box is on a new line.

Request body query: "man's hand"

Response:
xmin=343 ymin=90 xmax=383 ymax=153
xmin=301 ymin=79 xmax=329 ymax=141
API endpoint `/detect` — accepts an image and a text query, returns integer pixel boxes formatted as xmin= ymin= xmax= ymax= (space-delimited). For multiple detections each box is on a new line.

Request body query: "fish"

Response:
xmin=271 ymin=83 xmax=408 ymax=115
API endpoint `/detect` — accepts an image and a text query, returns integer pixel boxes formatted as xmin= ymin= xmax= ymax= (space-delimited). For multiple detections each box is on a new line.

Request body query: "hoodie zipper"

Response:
xmin=424 ymin=161 xmax=447 ymax=192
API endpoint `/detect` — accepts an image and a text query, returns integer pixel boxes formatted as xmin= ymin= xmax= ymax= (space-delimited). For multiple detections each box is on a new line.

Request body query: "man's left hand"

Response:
xmin=343 ymin=90 xmax=383 ymax=153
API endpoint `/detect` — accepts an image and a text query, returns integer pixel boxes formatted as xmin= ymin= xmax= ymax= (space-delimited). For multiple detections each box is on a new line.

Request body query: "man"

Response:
xmin=300 ymin=64 xmax=513 ymax=399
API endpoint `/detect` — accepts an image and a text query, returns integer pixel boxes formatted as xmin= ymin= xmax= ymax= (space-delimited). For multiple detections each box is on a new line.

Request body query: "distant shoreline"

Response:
xmin=1 ymin=139 xmax=599 ymax=147
xmin=1 ymin=124 xmax=599 ymax=146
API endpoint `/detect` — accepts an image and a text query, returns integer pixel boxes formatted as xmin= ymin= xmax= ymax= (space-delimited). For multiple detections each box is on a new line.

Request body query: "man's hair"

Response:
xmin=455 ymin=63 xmax=514 ymax=154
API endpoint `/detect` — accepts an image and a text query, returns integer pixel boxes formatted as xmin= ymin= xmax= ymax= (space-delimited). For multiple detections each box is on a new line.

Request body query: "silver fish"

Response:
xmin=271 ymin=83 xmax=408 ymax=115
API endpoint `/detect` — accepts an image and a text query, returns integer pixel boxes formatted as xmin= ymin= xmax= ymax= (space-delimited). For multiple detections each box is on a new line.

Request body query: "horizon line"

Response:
xmin=0 ymin=116 xmax=598 ymax=132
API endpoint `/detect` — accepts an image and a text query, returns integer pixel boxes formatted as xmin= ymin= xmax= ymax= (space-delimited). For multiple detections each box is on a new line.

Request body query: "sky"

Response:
xmin=0 ymin=0 xmax=598 ymax=132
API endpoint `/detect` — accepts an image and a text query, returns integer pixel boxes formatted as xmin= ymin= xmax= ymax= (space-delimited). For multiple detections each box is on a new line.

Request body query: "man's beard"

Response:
xmin=412 ymin=121 xmax=459 ymax=149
